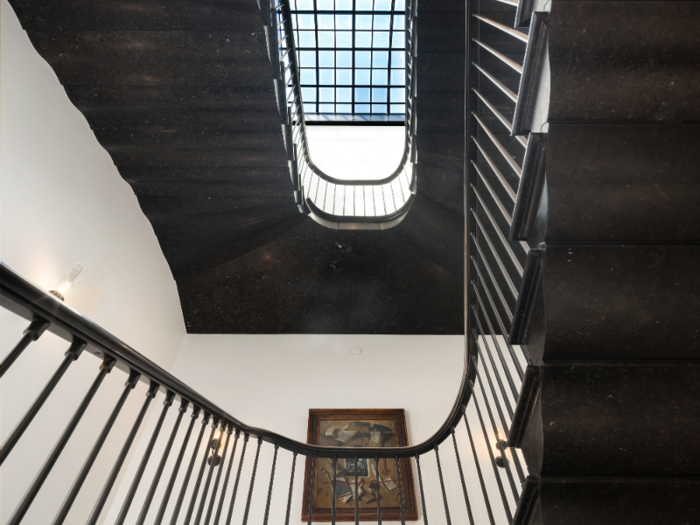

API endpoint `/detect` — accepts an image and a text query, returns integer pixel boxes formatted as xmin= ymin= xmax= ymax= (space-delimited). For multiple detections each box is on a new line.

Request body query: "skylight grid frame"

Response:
xmin=289 ymin=0 xmax=407 ymax=117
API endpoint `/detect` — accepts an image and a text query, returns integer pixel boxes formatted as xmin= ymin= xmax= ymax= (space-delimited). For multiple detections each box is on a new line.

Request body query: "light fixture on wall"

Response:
xmin=207 ymin=428 xmax=223 ymax=467
xmin=49 ymin=263 xmax=83 ymax=301
xmin=495 ymin=429 xmax=509 ymax=468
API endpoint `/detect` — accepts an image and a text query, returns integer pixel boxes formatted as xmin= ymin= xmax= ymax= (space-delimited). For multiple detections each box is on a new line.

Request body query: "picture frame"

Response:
xmin=302 ymin=409 xmax=419 ymax=522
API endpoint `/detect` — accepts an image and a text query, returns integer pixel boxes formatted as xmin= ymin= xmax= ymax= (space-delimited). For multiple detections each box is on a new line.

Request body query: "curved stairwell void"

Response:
xmin=7 ymin=0 xmax=465 ymax=335
xmin=265 ymin=0 xmax=418 ymax=230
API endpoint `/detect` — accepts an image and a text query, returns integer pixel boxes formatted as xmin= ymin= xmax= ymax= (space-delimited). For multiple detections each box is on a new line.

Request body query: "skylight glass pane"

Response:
xmin=356 ymin=33 xmax=372 ymax=48
xmin=290 ymin=0 xmax=406 ymax=118
xmin=356 ymin=15 xmax=372 ymax=30
xmin=319 ymin=51 xmax=335 ymax=67
xmin=355 ymin=51 xmax=371 ymax=67
xmin=355 ymin=70 xmax=371 ymax=85
xmin=336 ymin=32 xmax=352 ymax=48
xmin=336 ymin=14 xmax=352 ymax=29
xmin=337 ymin=51 xmax=352 ymax=67
xmin=319 ymin=32 xmax=334 ymax=47
xmin=373 ymin=51 xmax=388 ymax=68
xmin=337 ymin=70 xmax=352 ymax=84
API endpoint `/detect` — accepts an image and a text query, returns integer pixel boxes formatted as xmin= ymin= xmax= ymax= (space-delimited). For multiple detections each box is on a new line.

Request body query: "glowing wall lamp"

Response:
xmin=49 ymin=263 xmax=83 ymax=301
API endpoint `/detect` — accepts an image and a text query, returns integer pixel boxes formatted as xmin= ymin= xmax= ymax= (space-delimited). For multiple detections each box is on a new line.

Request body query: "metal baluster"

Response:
xmin=284 ymin=452 xmax=297 ymax=525
xmin=434 ymin=445 xmax=452 ymax=525
xmin=331 ymin=457 xmax=337 ymax=525
xmin=414 ymin=454 xmax=429 ymax=525
xmin=451 ymin=430 xmax=475 ymax=525
xmin=472 ymin=390 xmax=514 ymax=523
xmin=137 ymin=398 xmax=189 ymax=525
xmin=476 ymin=369 xmax=522 ymax=498
xmin=1 ymin=339 xmax=85 ymax=464
xmin=464 ymin=410 xmax=496 ymax=525
xmin=52 ymin=369 xmax=140 ymax=525
xmin=355 ymin=456 xmax=360 ymax=525
xmin=87 ymin=381 xmax=159 ymax=525
xmin=263 ymin=444 xmax=279 ymax=525
xmin=395 ymin=456 xmax=406 ymax=525
xmin=214 ymin=430 xmax=240 ymax=525
xmin=242 ymin=437 xmax=263 ymax=525
xmin=0 ymin=317 xmax=50 ymax=378
xmin=307 ymin=456 xmax=316 ymax=525
xmin=375 ymin=456 xmax=382 ymax=525
xmin=205 ymin=425 xmax=233 ymax=525
xmin=170 ymin=412 xmax=210 ymax=525
xmin=184 ymin=418 xmax=219 ymax=525
xmin=155 ymin=407 xmax=201 ymax=525
xmin=7 ymin=357 xmax=115 ymax=525
xmin=194 ymin=421 xmax=224 ymax=525
xmin=225 ymin=433 xmax=249 ymax=525
xmin=115 ymin=389 xmax=175 ymax=525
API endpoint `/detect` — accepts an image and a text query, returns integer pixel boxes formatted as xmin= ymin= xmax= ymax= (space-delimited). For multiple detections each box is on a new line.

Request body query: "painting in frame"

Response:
xmin=302 ymin=409 xmax=419 ymax=522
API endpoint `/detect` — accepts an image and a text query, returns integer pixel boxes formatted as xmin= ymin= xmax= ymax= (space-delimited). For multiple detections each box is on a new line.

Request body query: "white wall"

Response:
xmin=102 ymin=335 xmax=524 ymax=525
xmin=1 ymin=1 xmax=186 ymax=523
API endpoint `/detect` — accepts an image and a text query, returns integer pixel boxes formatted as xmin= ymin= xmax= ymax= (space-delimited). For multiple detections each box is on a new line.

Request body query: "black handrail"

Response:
xmin=0 ymin=261 xmax=473 ymax=459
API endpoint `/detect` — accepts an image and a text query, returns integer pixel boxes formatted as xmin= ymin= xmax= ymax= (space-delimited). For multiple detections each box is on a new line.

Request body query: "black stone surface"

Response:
xmin=9 ymin=0 xmax=466 ymax=334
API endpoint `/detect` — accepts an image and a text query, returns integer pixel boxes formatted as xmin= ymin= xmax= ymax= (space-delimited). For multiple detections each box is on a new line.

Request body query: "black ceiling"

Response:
xmin=10 ymin=0 xmax=466 ymax=334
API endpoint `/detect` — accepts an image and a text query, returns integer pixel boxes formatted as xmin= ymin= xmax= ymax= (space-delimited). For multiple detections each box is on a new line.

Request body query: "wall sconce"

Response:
xmin=495 ymin=429 xmax=509 ymax=468
xmin=207 ymin=428 xmax=223 ymax=467
xmin=49 ymin=263 xmax=84 ymax=301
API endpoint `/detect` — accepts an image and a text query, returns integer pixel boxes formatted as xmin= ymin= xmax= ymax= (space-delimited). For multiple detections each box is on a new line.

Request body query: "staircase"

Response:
xmin=466 ymin=0 xmax=700 ymax=523
xmin=3 ymin=0 xmax=700 ymax=523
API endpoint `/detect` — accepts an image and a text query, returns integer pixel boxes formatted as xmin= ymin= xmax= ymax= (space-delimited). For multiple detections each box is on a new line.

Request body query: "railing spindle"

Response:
xmin=225 ymin=433 xmax=249 ymax=525
xmin=205 ymin=424 xmax=233 ymax=525
xmin=214 ymin=430 xmax=240 ymax=525
xmin=354 ymin=455 xmax=359 ymax=525
xmin=0 ymin=316 xmax=50 ymax=378
xmin=0 ymin=339 xmax=85 ymax=465
xmin=87 ymin=382 xmax=159 ymax=525
xmin=451 ymin=430 xmax=475 ymax=525
xmin=434 ymin=445 xmax=452 ymax=525
xmin=464 ymin=410 xmax=496 ymax=525
xmin=194 ymin=420 xmax=224 ymax=525
xmin=170 ymin=412 xmax=210 ymax=525
xmin=242 ymin=437 xmax=263 ymax=525
xmin=375 ymin=456 xmax=382 ymax=525
xmin=155 ymin=407 xmax=201 ymax=525
xmin=284 ymin=453 xmax=297 ymax=525
xmin=395 ymin=456 xmax=406 ymax=525
xmin=115 ymin=389 xmax=175 ymax=525
xmin=307 ymin=456 xmax=316 ymax=525
xmin=184 ymin=418 xmax=219 ymax=525
xmin=7 ymin=357 xmax=115 ymax=525
xmin=138 ymin=398 xmax=189 ymax=525
xmin=52 ymin=369 xmax=140 ymax=525
xmin=331 ymin=457 xmax=337 ymax=525
xmin=414 ymin=454 xmax=429 ymax=525
xmin=263 ymin=444 xmax=279 ymax=525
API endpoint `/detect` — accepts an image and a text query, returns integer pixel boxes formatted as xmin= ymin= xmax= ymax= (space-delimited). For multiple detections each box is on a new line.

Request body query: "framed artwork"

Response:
xmin=302 ymin=409 xmax=418 ymax=522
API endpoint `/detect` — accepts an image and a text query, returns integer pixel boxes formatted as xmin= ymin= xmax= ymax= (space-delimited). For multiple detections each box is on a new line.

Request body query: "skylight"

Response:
xmin=289 ymin=0 xmax=407 ymax=119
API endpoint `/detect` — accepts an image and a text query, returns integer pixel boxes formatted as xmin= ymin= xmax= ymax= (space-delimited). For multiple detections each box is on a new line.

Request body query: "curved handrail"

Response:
xmin=265 ymin=0 xmax=418 ymax=221
xmin=0 ymin=261 xmax=474 ymax=459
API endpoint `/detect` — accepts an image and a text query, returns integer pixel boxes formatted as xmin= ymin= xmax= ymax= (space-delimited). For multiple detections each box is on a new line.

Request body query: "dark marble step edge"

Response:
xmin=507 ymin=364 xmax=541 ymax=448
xmin=513 ymin=12 xmax=549 ymax=136
xmin=510 ymin=133 xmax=546 ymax=242
xmin=509 ymin=247 xmax=544 ymax=345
